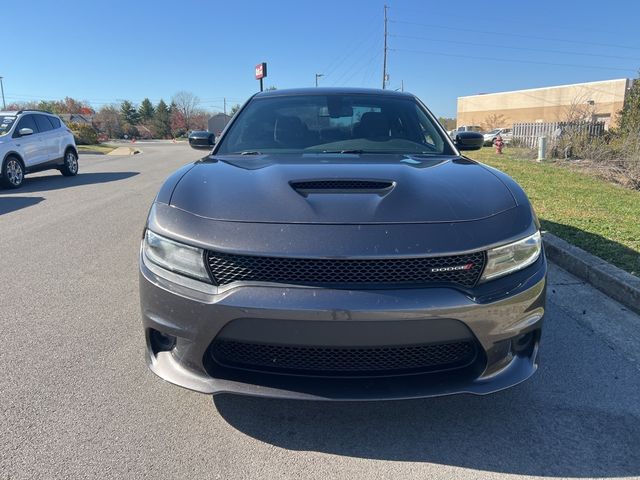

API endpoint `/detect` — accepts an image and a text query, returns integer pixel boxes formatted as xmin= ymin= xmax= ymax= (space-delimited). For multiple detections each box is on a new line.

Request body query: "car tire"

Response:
xmin=60 ymin=149 xmax=79 ymax=177
xmin=1 ymin=156 xmax=25 ymax=189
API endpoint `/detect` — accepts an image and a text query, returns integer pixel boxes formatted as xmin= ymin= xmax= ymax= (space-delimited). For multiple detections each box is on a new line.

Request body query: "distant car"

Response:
xmin=139 ymin=87 xmax=546 ymax=401
xmin=449 ymin=125 xmax=482 ymax=140
xmin=188 ymin=130 xmax=215 ymax=150
xmin=0 ymin=110 xmax=78 ymax=189
xmin=483 ymin=128 xmax=513 ymax=146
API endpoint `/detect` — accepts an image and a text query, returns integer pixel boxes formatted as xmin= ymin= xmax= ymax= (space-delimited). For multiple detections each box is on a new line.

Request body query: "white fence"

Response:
xmin=512 ymin=121 xmax=605 ymax=149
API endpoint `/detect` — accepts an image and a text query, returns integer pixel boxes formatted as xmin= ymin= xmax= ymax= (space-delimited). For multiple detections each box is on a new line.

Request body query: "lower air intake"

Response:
xmin=210 ymin=339 xmax=478 ymax=377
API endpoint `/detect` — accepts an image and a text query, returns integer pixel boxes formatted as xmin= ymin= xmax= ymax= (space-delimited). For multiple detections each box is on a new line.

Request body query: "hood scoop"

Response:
xmin=290 ymin=179 xmax=394 ymax=196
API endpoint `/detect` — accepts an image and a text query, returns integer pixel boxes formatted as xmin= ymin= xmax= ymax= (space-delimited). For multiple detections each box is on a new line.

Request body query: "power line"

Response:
xmin=330 ymin=34 xmax=381 ymax=87
xmin=362 ymin=41 xmax=383 ymax=87
xmin=390 ymin=47 xmax=637 ymax=73
xmin=320 ymin=9 xmax=380 ymax=81
xmin=389 ymin=19 xmax=640 ymax=51
xmin=343 ymin=40 xmax=384 ymax=86
xmin=390 ymin=33 xmax=640 ymax=62
xmin=388 ymin=6 xmax=626 ymax=37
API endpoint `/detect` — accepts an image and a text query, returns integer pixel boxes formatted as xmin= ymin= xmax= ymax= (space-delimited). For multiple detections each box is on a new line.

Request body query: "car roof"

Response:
xmin=254 ymin=87 xmax=415 ymax=99
xmin=0 ymin=110 xmax=57 ymax=116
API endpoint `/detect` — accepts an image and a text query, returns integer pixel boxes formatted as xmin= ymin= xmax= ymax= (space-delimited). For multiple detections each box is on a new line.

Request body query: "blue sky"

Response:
xmin=2 ymin=0 xmax=639 ymax=117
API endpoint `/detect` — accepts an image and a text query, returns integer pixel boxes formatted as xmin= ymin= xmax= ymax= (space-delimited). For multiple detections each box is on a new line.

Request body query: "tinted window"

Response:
xmin=35 ymin=114 xmax=55 ymax=132
xmin=49 ymin=116 xmax=61 ymax=129
xmin=0 ymin=115 xmax=17 ymax=136
xmin=216 ymin=94 xmax=453 ymax=156
xmin=13 ymin=115 xmax=38 ymax=136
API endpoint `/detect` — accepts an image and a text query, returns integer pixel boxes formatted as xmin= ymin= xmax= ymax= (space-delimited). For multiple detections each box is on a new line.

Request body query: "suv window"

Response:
xmin=0 ymin=115 xmax=17 ymax=136
xmin=35 ymin=114 xmax=55 ymax=132
xmin=48 ymin=116 xmax=61 ymax=129
xmin=13 ymin=114 xmax=39 ymax=137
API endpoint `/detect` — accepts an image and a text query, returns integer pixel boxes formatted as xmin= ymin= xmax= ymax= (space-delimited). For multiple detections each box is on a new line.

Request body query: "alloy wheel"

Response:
xmin=6 ymin=159 xmax=23 ymax=186
xmin=66 ymin=152 xmax=78 ymax=174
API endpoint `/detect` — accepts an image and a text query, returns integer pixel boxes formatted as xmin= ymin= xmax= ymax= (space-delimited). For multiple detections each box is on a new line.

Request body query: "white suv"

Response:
xmin=0 ymin=110 xmax=79 ymax=189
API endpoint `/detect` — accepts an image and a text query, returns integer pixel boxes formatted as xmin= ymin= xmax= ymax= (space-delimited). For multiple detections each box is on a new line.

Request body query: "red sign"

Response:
xmin=255 ymin=62 xmax=267 ymax=80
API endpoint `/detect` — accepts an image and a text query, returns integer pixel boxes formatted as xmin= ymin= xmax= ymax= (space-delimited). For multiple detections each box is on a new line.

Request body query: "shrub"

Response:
xmin=68 ymin=122 xmax=99 ymax=145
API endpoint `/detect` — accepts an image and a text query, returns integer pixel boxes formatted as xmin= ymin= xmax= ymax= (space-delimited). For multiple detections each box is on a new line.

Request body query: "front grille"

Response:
xmin=210 ymin=339 xmax=477 ymax=376
xmin=290 ymin=180 xmax=393 ymax=191
xmin=205 ymin=250 xmax=485 ymax=288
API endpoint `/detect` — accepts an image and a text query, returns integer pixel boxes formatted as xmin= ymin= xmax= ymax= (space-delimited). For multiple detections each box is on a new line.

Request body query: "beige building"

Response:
xmin=457 ymin=78 xmax=631 ymax=130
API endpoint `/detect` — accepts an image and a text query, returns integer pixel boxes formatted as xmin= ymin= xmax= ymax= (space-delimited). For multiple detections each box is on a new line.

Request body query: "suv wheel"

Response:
xmin=1 ymin=156 xmax=25 ymax=189
xmin=60 ymin=150 xmax=79 ymax=177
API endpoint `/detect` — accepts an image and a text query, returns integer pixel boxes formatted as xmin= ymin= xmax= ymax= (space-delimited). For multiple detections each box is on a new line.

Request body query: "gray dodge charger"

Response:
xmin=139 ymin=88 xmax=546 ymax=400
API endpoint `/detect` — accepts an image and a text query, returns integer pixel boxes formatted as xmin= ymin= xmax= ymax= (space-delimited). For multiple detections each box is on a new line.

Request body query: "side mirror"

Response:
xmin=19 ymin=127 xmax=34 ymax=137
xmin=188 ymin=131 xmax=215 ymax=150
xmin=454 ymin=131 xmax=484 ymax=151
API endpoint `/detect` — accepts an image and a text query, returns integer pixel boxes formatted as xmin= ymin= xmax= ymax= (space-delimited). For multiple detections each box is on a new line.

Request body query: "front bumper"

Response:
xmin=139 ymin=250 xmax=546 ymax=401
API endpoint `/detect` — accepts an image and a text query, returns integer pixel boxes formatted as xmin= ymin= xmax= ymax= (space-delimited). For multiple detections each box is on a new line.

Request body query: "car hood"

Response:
xmin=168 ymin=153 xmax=517 ymax=224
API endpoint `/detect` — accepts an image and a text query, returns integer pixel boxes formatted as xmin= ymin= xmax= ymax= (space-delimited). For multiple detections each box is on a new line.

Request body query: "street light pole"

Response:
xmin=315 ymin=73 xmax=324 ymax=87
xmin=0 ymin=77 xmax=5 ymax=110
xmin=382 ymin=4 xmax=388 ymax=89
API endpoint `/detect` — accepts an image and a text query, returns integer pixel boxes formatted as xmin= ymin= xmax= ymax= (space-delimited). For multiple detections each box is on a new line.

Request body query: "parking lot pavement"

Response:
xmin=1 ymin=142 xmax=639 ymax=480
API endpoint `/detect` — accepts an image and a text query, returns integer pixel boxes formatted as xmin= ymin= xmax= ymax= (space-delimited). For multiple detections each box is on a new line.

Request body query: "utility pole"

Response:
xmin=382 ymin=4 xmax=388 ymax=90
xmin=0 ymin=77 xmax=5 ymax=110
xmin=223 ymin=97 xmax=227 ymax=115
xmin=315 ymin=73 xmax=324 ymax=87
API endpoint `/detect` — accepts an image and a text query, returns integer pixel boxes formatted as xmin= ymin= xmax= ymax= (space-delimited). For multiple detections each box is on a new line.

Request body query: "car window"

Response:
xmin=13 ymin=115 xmax=39 ymax=137
xmin=35 ymin=114 xmax=55 ymax=132
xmin=49 ymin=116 xmax=61 ymax=129
xmin=0 ymin=115 xmax=17 ymax=136
xmin=216 ymin=94 xmax=454 ymax=156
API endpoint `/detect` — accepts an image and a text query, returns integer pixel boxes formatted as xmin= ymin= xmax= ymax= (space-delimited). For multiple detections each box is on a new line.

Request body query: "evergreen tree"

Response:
xmin=138 ymin=98 xmax=155 ymax=123
xmin=153 ymin=99 xmax=171 ymax=138
xmin=618 ymin=74 xmax=640 ymax=134
xmin=119 ymin=100 xmax=140 ymax=125
xmin=229 ymin=104 xmax=241 ymax=116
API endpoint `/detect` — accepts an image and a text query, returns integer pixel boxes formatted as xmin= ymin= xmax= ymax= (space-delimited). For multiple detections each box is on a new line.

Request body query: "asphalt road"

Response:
xmin=1 ymin=142 xmax=639 ymax=480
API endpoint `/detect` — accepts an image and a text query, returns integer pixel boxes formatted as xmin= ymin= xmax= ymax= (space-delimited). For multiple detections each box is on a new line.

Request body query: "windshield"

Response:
xmin=487 ymin=129 xmax=501 ymax=135
xmin=0 ymin=115 xmax=17 ymax=136
xmin=216 ymin=94 xmax=455 ymax=156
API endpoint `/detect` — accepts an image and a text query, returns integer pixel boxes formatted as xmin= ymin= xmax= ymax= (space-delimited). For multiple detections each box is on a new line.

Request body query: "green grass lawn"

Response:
xmin=467 ymin=147 xmax=640 ymax=277
xmin=77 ymin=144 xmax=116 ymax=154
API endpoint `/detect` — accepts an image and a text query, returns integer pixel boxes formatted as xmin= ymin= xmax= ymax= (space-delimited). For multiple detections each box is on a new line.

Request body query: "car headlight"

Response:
xmin=480 ymin=231 xmax=542 ymax=282
xmin=142 ymin=230 xmax=210 ymax=282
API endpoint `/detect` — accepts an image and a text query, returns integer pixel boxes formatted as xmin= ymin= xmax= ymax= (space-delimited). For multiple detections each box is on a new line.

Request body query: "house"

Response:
xmin=208 ymin=113 xmax=232 ymax=136
xmin=457 ymin=78 xmax=631 ymax=130
xmin=59 ymin=113 xmax=94 ymax=126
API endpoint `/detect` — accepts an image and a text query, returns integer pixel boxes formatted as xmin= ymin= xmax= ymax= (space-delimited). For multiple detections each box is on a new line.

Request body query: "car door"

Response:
xmin=12 ymin=114 xmax=46 ymax=167
xmin=33 ymin=114 xmax=58 ymax=162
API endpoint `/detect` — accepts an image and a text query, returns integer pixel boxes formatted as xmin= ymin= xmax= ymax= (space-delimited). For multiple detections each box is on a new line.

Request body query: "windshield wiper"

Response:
xmin=237 ymin=150 xmax=262 ymax=155
xmin=320 ymin=149 xmax=366 ymax=154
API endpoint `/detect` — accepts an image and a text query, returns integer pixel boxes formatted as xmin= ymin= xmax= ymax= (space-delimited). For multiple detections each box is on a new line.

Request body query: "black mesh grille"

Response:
xmin=206 ymin=250 xmax=485 ymax=288
xmin=290 ymin=180 xmax=393 ymax=191
xmin=210 ymin=340 xmax=477 ymax=376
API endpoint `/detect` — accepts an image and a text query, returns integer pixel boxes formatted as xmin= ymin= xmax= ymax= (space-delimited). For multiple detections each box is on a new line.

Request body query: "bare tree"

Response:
xmin=482 ymin=113 xmax=507 ymax=131
xmin=93 ymin=105 xmax=122 ymax=138
xmin=561 ymin=94 xmax=596 ymax=123
xmin=171 ymin=91 xmax=201 ymax=131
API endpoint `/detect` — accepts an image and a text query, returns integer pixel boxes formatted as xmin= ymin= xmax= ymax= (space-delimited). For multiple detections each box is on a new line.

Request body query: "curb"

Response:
xmin=543 ymin=232 xmax=640 ymax=314
xmin=107 ymin=147 xmax=143 ymax=156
